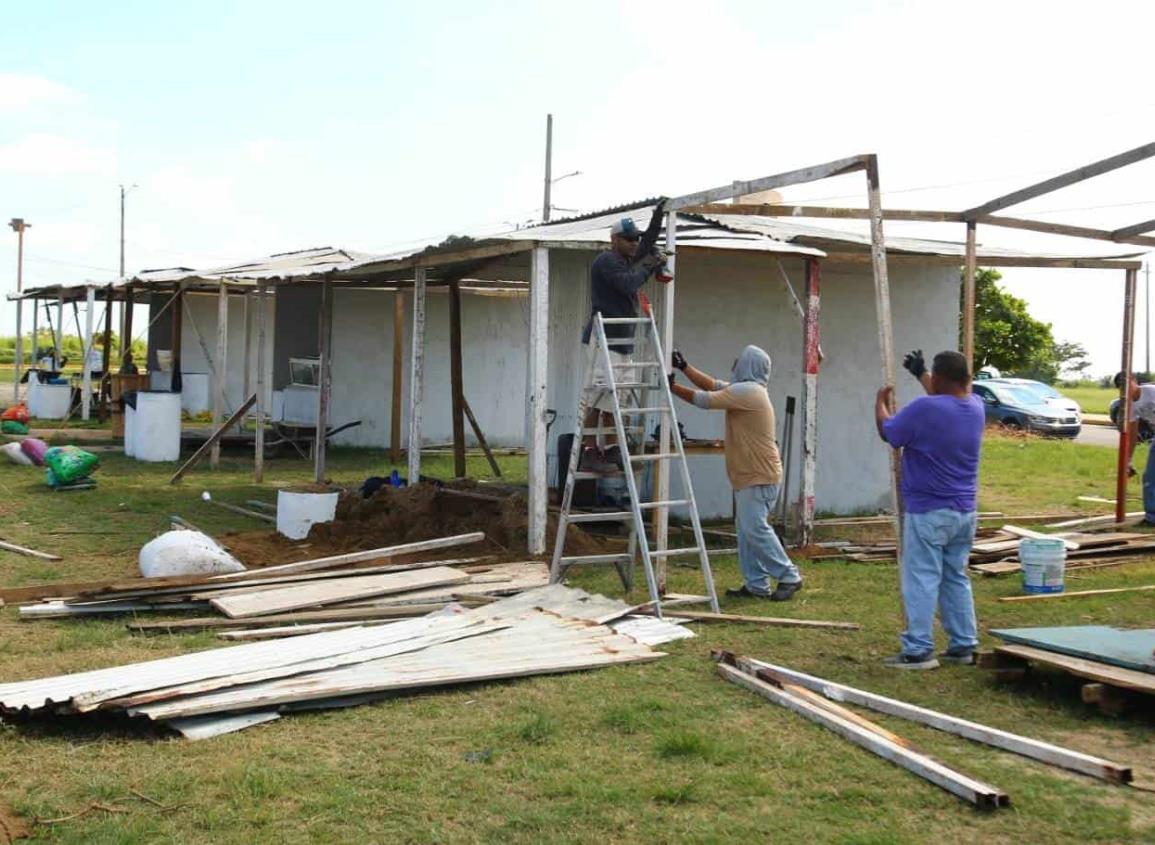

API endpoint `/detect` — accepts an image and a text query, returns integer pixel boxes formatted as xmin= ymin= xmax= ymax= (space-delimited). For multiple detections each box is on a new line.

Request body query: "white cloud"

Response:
xmin=0 ymin=133 xmax=116 ymax=176
xmin=0 ymin=73 xmax=80 ymax=110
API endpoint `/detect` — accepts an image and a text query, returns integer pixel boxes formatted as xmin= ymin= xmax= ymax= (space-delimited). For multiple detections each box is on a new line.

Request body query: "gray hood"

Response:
xmin=732 ymin=345 xmax=771 ymax=386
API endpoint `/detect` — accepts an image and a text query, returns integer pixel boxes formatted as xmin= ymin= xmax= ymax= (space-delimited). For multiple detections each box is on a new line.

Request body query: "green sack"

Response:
xmin=43 ymin=445 xmax=99 ymax=485
xmin=1 ymin=420 xmax=29 ymax=435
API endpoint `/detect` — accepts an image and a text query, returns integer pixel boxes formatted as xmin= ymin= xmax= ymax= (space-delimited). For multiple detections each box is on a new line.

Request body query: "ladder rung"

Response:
xmin=600 ymin=318 xmax=651 ymax=325
xmin=647 ymin=547 xmax=704 ymax=557
xmin=566 ymin=511 xmax=632 ymax=523
xmin=630 ymin=453 xmax=678 ymax=462
xmin=559 ymin=553 xmax=633 ymax=565
xmin=638 ymin=499 xmax=688 ymax=510
xmin=620 ymin=406 xmax=670 ymax=414
xmin=573 ymin=470 xmax=630 ymax=480
xmin=580 ymin=426 xmax=643 ymax=435
xmin=614 ymin=381 xmax=654 ymax=389
xmin=612 ymin=362 xmax=661 ymax=368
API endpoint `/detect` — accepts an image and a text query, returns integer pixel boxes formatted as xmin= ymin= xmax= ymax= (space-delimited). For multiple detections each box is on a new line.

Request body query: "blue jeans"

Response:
xmin=900 ymin=509 xmax=979 ymax=658
xmin=735 ymin=484 xmax=801 ymax=595
xmin=1144 ymin=445 xmax=1155 ymax=521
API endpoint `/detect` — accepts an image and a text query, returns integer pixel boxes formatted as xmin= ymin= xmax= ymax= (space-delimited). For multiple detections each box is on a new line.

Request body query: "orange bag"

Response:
xmin=1 ymin=403 xmax=30 ymax=424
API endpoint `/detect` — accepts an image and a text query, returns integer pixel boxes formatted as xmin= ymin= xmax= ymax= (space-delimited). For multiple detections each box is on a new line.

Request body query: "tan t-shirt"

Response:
xmin=698 ymin=381 xmax=783 ymax=490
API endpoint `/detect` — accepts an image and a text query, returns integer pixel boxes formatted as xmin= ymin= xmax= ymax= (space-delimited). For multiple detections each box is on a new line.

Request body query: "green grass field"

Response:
xmin=0 ymin=436 xmax=1152 ymax=843
xmin=1060 ymin=385 xmax=1117 ymax=416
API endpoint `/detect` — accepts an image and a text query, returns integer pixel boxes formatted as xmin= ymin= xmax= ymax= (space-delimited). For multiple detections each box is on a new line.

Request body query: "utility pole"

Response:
xmin=542 ymin=114 xmax=553 ymax=223
xmin=118 ymin=184 xmax=137 ymax=359
xmin=9 ymin=218 xmax=30 ymax=402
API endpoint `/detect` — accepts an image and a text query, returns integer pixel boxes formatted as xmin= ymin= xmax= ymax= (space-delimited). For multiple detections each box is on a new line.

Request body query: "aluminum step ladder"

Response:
xmin=549 ymin=309 xmax=720 ymax=617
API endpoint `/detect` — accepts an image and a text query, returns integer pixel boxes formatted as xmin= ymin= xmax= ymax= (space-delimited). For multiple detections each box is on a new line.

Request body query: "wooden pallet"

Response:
xmin=980 ymin=644 xmax=1155 ymax=716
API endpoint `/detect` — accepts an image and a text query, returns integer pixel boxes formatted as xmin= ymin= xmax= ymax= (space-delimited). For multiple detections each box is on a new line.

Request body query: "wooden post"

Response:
xmin=241 ymin=291 xmax=252 ymax=425
xmin=407 ymin=269 xmax=427 ymax=485
xmin=122 ymin=284 xmax=134 ymax=368
xmin=30 ymin=295 xmax=38 ymax=371
xmin=81 ymin=286 xmax=95 ymax=420
xmin=11 ymin=297 xmax=21 ymax=403
xmin=527 ymin=247 xmax=550 ymax=555
xmin=1117 ymin=268 xmax=1138 ymax=524
xmin=314 ymin=280 xmax=333 ymax=483
xmin=211 ymin=280 xmax=229 ymax=468
xmin=390 ymin=290 xmax=404 ymax=462
xmin=449 ymin=279 xmax=467 ymax=478
xmin=963 ymin=221 xmax=977 ymax=371
xmin=864 ymin=156 xmax=903 ymax=549
xmin=798 ymin=258 xmax=821 ymax=547
xmin=462 ymin=395 xmax=502 ymax=476
xmin=54 ymin=295 xmax=63 ymax=369
xmin=170 ymin=285 xmax=183 ymax=392
xmin=254 ymin=283 xmax=268 ymax=483
xmin=100 ymin=284 xmax=113 ymax=411
xmin=654 ymin=210 xmax=677 ymax=591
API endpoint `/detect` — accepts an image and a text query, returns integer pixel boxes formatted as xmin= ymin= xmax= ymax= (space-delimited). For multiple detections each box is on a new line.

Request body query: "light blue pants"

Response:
xmin=735 ymin=484 xmax=802 ymax=595
xmin=1143 ymin=444 xmax=1155 ymax=522
xmin=900 ymin=509 xmax=979 ymax=658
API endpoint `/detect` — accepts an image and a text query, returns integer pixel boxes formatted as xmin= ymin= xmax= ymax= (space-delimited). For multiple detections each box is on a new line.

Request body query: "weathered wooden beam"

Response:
xmin=390 ymin=291 xmax=404 ymax=463
xmin=314 ymin=279 xmax=333 ymax=483
xmin=210 ymin=280 xmax=228 ymax=468
xmin=651 ymin=609 xmax=859 ymax=630
xmin=964 ymin=141 xmax=1155 ymax=218
xmin=1111 ymin=217 xmax=1155 ymax=241
xmin=822 ymin=252 xmax=1143 ymax=270
xmin=684 ymin=204 xmax=964 ymax=223
xmin=798 ymin=257 xmax=820 ymax=547
xmin=449 ymin=279 xmax=466 ymax=478
xmin=169 ymin=394 xmax=257 ymax=484
xmin=1000 ymin=584 xmax=1155 ymax=603
xmin=1117 ymin=267 xmax=1138 ymax=524
xmin=963 ymin=221 xmax=977 ymax=372
xmin=462 ymin=396 xmax=502 ymax=477
xmin=81 ymin=286 xmax=95 ymax=420
xmin=667 ymin=154 xmax=868 ymax=211
xmin=654 ymin=210 xmax=676 ymax=591
xmin=254 ymin=283 xmax=268 ymax=483
xmin=408 ymin=268 xmax=427 ymax=485
xmin=526 ymin=247 xmax=550 ymax=555
xmin=978 ymin=214 xmax=1155 ymax=248
xmin=170 ymin=285 xmax=183 ymax=391
xmin=0 ymin=539 xmax=61 ymax=561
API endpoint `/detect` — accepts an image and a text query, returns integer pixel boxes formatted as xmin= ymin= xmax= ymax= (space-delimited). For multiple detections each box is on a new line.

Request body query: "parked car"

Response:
xmin=971 ymin=382 xmax=1081 ymax=437
xmin=989 ymin=378 xmax=1081 ymax=418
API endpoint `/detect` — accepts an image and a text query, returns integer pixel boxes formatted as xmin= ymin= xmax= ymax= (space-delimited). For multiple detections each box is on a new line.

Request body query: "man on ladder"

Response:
xmin=580 ymin=216 xmax=669 ymax=469
xmin=668 ymin=345 xmax=804 ymax=601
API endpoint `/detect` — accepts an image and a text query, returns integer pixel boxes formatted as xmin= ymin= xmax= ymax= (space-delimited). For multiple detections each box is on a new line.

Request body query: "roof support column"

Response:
xmin=313 ymin=279 xmax=333 ymax=483
xmin=30 ymin=294 xmax=38 ymax=375
xmin=81 ymin=286 xmax=95 ymax=420
xmin=121 ymin=284 xmax=134 ymax=369
xmin=255 ymin=282 xmax=268 ymax=483
xmin=55 ymin=295 xmax=63 ymax=370
xmin=798 ymin=257 xmax=821 ymax=548
xmin=390 ymin=291 xmax=404 ymax=463
xmin=1117 ymin=267 xmax=1138 ymax=525
xmin=653 ymin=210 xmax=677 ymax=593
xmin=241 ymin=291 xmax=252 ymax=430
xmin=101 ymin=285 xmax=114 ymax=414
xmin=962 ymin=221 xmax=977 ymax=372
xmin=211 ymin=281 xmax=229 ymax=468
xmin=11 ymin=297 xmax=21 ymax=404
xmin=170 ymin=285 xmax=183 ymax=392
xmin=527 ymin=247 xmax=550 ymax=555
xmin=449 ymin=279 xmax=467 ymax=479
xmin=408 ymin=269 xmax=427 ymax=486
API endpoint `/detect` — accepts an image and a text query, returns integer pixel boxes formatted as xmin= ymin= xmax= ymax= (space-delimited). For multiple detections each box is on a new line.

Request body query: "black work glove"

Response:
xmin=667 ymin=372 xmax=677 ymax=390
xmin=671 ymin=349 xmax=687 ymax=371
xmin=902 ymin=349 xmax=927 ymax=380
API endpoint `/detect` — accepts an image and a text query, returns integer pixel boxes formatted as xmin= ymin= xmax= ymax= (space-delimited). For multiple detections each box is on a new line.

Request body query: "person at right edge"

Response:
xmin=875 ymin=349 xmax=984 ymax=670
xmin=1114 ymin=371 xmax=1155 ymax=525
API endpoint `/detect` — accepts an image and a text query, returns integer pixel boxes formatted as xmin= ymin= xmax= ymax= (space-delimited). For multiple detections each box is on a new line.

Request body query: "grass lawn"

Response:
xmin=0 ymin=436 xmax=1153 ymax=843
xmin=1060 ymin=385 xmax=1118 ymax=416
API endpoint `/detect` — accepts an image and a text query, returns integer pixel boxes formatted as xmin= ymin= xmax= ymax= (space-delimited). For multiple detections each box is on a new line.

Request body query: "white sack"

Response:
xmin=1 ymin=442 xmax=33 ymax=466
xmin=139 ymin=530 xmax=246 ymax=578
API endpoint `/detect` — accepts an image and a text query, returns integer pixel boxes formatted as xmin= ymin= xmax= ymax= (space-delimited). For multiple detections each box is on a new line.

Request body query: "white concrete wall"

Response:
xmin=178 ymin=291 xmax=275 ymax=415
xmin=327 ymin=288 xmax=530 ymax=449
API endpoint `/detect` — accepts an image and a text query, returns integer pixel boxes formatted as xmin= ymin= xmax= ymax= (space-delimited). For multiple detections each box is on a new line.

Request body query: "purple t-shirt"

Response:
xmin=881 ymin=393 xmax=984 ymax=514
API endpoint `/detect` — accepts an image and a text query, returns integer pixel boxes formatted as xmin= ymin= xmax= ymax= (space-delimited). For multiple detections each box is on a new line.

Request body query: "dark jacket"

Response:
xmin=581 ymin=250 xmax=652 ymax=351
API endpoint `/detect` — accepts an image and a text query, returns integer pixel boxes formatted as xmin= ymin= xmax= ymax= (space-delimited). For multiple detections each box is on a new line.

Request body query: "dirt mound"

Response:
xmin=0 ymin=802 xmax=28 ymax=843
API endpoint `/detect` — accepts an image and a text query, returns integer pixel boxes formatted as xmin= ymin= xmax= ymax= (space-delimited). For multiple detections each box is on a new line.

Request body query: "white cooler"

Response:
xmin=34 ymin=383 xmax=72 ymax=420
xmin=133 ymin=392 xmax=182 ymax=462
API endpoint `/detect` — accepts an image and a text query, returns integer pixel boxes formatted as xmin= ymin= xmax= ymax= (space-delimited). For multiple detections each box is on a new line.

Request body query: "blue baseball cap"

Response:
xmin=610 ymin=217 xmax=642 ymax=240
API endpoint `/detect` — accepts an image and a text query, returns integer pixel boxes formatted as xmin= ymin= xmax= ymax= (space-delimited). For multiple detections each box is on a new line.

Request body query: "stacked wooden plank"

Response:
xmin=0 ymin=585 xmax=689 ymax=739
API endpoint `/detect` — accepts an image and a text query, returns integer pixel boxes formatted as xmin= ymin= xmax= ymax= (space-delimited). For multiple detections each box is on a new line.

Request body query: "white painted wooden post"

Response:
xmin=241 ymin=291 xmax=252 ymax=427
xmin=798 ymin=258 xmax=821 ymax=546
xmin=527 ymin=247 xmax=550 ymax=555
xmin=12 ymin=298 xmax=22 ymax=403
xmin=407 ymin=268 xmax=427 ymax=486
xmin=314 ymin=279 xmax=333 ymax=483
xmin=211 ymin=280 xmax=229 ymax=468
xmin=254 ymin=283 xmax=268 ymax=483
xmin=81 ymin=286 xmax=95 ymax=420
xmin=30 ymin=295 xmax=38 ymax=370
xmin=54 ymin=296 xmax=63 ymax=369
xmin=654 ymin=211 xmax=677 ymax=591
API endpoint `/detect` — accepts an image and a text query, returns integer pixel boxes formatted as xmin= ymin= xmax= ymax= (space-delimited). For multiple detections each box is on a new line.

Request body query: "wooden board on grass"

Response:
xmin=210 ymin=566 xmax=470 ymax=619
xmin=993 ymin=644 xmax=1155 ymax=696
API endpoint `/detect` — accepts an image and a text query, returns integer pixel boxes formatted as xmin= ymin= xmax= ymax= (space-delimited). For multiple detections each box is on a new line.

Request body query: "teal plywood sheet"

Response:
xmin=990 ymin=626 xmax=1155 ymax=674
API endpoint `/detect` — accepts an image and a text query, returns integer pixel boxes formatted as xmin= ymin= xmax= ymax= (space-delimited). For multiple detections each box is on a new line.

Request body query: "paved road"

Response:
xmin=1076 ymin=424 xmax=1120 ymax=448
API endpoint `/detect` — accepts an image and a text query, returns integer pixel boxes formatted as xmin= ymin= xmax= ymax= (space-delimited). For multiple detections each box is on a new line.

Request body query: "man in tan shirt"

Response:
xmin=669 ymin=345 xmax=802 ymax=601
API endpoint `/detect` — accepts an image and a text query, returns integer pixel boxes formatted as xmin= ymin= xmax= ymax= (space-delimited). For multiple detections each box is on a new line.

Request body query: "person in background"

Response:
xmin=1114 ymin=371 xmax=1155 ymax=524
xmin=875 ymin=349 xmax=984 ymax=669
xmin=668 ymin=345 xmax=803 ymax=601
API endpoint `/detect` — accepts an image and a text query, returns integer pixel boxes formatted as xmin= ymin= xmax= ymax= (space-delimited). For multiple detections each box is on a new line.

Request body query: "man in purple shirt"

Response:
xmin=875 ymin=349 xmax=984 ymax=670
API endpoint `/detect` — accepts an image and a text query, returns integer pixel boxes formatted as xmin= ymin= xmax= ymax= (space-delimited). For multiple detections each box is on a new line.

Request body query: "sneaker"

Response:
xmin=769 ymin=580 xmax=803 ymax=602
xmin=939 ymin=648 xmax=976 ymax=666
xmin=882 ymin=653 xmax=940 ymax=670
xmin=725 ymin=584 xmax=770 ymax=599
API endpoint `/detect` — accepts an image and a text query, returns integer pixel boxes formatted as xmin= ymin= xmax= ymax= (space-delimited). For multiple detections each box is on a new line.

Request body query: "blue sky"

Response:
xmin=3 ymin=0 xmax=1154 ymax=373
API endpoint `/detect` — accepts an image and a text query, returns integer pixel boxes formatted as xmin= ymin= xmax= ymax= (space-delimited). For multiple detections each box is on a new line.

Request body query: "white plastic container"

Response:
xmin=180 ymin=373 xmax=211 ymax=414
xmin=133 ymin=391 xmax=182 ymax=462
xmin=1019 ymin=537 xmax=1066 ymax=594
xmin=277 ymin=489 xmax=339 ymax=540
xmin=35 ymin=383 xmax=71 ymax=420
xmin=124 ymin=404 xmax=137 ymax=457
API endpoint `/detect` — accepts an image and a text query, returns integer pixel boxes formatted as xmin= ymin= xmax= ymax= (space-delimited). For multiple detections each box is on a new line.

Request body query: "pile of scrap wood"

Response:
xmin=0 ymin=585 xmax=691 ymax=740
xmin=982 ymin=625 xmax=1155 ymax=716
xmin=715 ymin=651 xmax=1133 ymax=810
xmin=3 ymin=533 xmax=558 ymax=636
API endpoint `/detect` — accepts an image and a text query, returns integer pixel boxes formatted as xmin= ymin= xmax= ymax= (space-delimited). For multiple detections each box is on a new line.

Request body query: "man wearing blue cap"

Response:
xmin=580 ymin=216 xmax=669 ymax=465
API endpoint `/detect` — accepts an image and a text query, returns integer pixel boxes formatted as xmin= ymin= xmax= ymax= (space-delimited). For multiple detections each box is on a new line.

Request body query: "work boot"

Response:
xmin=725 ymin=584 xmax=769 ymax=599
xmin=882 ymin=653 xmax=940 ymax=670
xmin=769 ymin=580 xmax=803 ymax=602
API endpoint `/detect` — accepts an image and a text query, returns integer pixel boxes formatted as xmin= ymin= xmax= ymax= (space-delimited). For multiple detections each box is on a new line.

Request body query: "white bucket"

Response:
xmin=124 ymin=405 xmax=137 ymax=457
xmin=133 ymin=391 xmax=182 ymax=462
xmin=1019 ymin=537 xmax=1066 ymax=594
xmin=277 ymin=489 xmax=339 ymax=540
xmin=35 ymin=383 xmax=71 ymax=420
xmin=180 ymin=373 xmax=211 ymax=414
